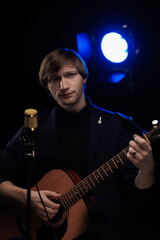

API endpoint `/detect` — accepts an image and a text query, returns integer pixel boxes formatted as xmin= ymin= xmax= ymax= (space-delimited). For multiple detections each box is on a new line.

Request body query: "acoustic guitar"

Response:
xmin=0 ymin=122 xmax=159 ymax=240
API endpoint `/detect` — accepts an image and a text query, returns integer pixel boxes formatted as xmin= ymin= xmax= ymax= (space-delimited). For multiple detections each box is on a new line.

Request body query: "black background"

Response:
xmin=1 ymin=1 xmax=160 ymax=148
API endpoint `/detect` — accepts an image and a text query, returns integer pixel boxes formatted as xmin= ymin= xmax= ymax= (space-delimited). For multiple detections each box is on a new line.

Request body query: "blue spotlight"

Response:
xmin=76 ymin=32 xmax=92 ymax=60
xmin=101 ymin=32 xmax=128 ymax=63
xmin=109 ymin=73 xmax=126 ymax=83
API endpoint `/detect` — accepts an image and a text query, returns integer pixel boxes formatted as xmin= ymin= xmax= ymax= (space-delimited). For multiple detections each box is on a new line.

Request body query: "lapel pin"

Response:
xmin=98 ymin=116 xmax=102 ymax=124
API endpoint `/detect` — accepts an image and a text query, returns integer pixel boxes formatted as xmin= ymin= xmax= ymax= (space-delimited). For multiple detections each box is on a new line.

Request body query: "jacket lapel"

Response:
xmin=88 ymin=104 xmax=104 ymax=173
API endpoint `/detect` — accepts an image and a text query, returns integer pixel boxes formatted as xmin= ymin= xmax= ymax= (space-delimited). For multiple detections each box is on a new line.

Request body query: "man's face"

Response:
xmin=47 ymin=62 xmax=87 ymax=112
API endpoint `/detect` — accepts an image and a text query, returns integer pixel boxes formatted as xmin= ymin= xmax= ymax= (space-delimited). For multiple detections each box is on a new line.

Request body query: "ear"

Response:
xmin=83 ymin=78 xmax=87 ymax=84
xmin=83 ymin=78 xmax=87 ymax=92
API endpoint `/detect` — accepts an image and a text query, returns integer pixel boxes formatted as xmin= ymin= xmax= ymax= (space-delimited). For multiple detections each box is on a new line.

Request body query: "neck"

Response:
xmin=60 ymin=93 xmax=86 ymax=113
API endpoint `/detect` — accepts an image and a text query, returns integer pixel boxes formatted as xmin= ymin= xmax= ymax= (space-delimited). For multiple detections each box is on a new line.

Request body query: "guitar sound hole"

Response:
xmin=37 ymin=206 xmax=68 ymax=240
xmin=49 ymin=206 xmax=65 ymax=225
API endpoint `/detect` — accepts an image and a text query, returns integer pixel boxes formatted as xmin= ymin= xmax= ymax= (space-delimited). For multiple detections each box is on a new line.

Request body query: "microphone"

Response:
xmin=20 ymin=109 xmax=38 ymax=155
xmin=24 ymin=108 xmax=38 ymax=130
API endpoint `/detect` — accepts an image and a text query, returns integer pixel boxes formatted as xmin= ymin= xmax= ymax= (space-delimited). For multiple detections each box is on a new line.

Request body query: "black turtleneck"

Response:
xmin=55 ymin=103 xmax=90 ymax=178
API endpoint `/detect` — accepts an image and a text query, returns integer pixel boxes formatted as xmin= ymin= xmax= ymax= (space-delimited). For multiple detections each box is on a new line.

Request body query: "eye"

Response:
xmin=48 ymin=76 xmax=61 ymax=83
xmin=66 ymin=72 xmax=77 ymax=78
xmin=53 ymin=76 xmax=61 ymax=81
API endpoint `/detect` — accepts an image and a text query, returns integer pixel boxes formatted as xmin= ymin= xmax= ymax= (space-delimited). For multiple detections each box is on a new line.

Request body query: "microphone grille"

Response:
xmin=24 ymin=109 xmax=38 ymax=129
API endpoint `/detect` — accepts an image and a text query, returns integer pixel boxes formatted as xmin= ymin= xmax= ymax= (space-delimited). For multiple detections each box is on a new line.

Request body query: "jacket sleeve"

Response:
xmin=118 ymin=120 xmax=160 ymax=239
xmin=0 ymin=149 xmax=8 ymax=184
xmin=0 ymin=126 xmax=29 ymax=187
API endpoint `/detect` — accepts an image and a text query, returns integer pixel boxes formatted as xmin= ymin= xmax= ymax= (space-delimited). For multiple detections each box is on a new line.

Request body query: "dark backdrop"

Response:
xmin=0 ymin=1 xmax=160 ymax=148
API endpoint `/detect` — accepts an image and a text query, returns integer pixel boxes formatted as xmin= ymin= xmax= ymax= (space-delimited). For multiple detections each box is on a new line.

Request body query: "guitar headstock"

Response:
xmin=145 ymin=120 xmax=160 ymax=145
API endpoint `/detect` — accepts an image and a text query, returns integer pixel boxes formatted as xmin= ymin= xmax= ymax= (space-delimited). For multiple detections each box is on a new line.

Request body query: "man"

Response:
xmin=0 ymin=48 xmax=158 ymax=240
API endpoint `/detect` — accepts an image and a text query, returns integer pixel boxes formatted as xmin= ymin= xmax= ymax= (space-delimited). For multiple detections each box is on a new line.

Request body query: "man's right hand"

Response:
xmin=30 ymin=190 xmax=61 ymax=222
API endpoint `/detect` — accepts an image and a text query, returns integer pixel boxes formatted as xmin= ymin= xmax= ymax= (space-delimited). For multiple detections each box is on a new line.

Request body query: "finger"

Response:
xmin=43 ymin=190 xmax=61 ymax=197
xmin=43 ymin=191 xmax=61 ymax=202
xmin=45 ymin=197 xmax=60 ymax=209
xmin=41 ymin=194 xmax=60 ymax=209
xmin=129 ymin=140 xmax=140 ymax=153
xmin=128 ymin=146 xmax=139 ymax=159
xmin=40 ymin=206 xmax=59 ymax=222
xmin=45 ymin=206 xmax=59 ymax=218
xmin=133 ymin=135 xmax=151 ymax=151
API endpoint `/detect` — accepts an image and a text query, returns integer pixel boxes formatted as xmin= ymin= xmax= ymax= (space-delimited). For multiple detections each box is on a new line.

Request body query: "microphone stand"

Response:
xmin=24 ymin=133 xmax=36 ymax=240
xmin=20 ymin=128 xmax=37 ymax=240
xmin=21 ymin=109 xmax=38 ymax=240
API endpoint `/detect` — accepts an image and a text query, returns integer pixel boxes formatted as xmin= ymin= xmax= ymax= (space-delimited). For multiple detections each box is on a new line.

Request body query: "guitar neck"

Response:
xmin=60 ymin=146 xmax=129 ymax=209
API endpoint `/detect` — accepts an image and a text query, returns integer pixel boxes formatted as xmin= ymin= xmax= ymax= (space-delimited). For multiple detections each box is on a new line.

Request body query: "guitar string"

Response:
xmin=71 ymin=155 xmax=128 ymax=207
xmin=59 ymin=146 xmax=129 ymax=208
xmin=57 ymin=147 xmax=129 ymax=208
xmin=61 ymin=147 xmax=129 ymax=208
xmin=33 ymin=167 xmax=59 ymax=240
xmin=71 ymin=146 xmax=129 ymax=195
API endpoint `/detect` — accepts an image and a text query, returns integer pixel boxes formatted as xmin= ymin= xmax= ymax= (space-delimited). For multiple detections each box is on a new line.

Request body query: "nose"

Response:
xmin=60 ymin=78 xmax=69 ymax=90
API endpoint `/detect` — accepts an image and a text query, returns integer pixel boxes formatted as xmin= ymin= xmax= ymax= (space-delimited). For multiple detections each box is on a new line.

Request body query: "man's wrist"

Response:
xmin=135 ymin=169 xmax=156 ymax=189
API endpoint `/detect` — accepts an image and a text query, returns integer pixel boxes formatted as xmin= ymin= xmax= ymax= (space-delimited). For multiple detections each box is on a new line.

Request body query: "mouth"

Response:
xmin=60 ymin=93 xmax=73 ymax=98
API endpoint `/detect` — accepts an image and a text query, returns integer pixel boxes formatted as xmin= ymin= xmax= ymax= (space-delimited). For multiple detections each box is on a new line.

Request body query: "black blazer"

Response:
xmin=1 ymin=98 xmax=158 ymax=239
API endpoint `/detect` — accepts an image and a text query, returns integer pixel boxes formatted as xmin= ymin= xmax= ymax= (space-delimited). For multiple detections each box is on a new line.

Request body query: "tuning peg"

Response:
xmin=152 ymin=120 xmax=158 ymax=128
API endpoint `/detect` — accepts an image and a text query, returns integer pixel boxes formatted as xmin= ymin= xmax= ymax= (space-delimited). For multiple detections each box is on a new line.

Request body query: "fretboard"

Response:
xmin=59 ymin=146 xmax=129 ymax=209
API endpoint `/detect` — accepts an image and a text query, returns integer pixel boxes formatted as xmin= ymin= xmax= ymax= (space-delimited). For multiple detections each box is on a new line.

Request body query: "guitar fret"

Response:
xmin=65 ymin=193 xmax=72 ymax=207
xmin=66 ymin=192 xmax=75 ymax=205
xmin=75 ymin=187 xmax=83 ymax=199
xmin=60 ymin=195 xmax=69 ymax=209
xmin=85 ymin=177 xmax=93 ymax=190
xmin=62 ymin=195 xmax=68 ymax=209
xmin=123 ymin=149 xmax=128 ymax=156
xmin=102 ymin=165 xmax=109 ymax=177
xmin=83 ymin=179 xmax=92 ymax=192
xmin=97 ymin=169 xmax=104 ymax=180
xmin=72 ymin=189 xmax=79 ymax=202
xmin=58 ymin=197 xmax=65 ymax=209
xmin=93 ymin=172 xmax=100 ymax=184
xmin=64 ymin=194 xmax=72 ymax=208
xmin=81 ymin=180 xmax=89 ymax=193
xmin=78 ymin=183 xmax=85 ymax=196
xmin=103 ymin=164 xmax=110 ymax=174
xmin=77 ymin=190 xmax=82 ymax=198
xmin=118 ymin=154 xmax=124 ymax=164
xmin=65 ymin=190 xmax=77 ymax=207
xmin=112 ymin=158 xmax=118 ymax=169
xmin=106 ymin=162 xmax=113 ymax=173
xmin=89 ymin=176 xmax=96 ymax=187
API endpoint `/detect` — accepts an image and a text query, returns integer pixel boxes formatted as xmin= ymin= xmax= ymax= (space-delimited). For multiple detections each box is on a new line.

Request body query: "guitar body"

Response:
xmin=0 ymin=169 xmax=91 ymax=240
